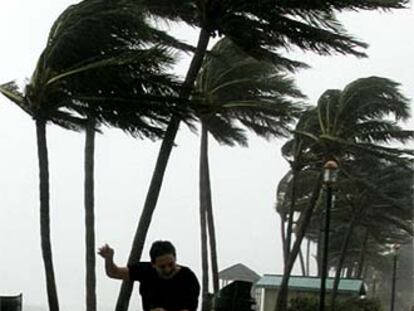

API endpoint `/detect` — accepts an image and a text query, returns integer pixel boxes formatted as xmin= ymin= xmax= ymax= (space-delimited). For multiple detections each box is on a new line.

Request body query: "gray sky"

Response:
xmin=0 ymin=2 xmax=413 ymax=311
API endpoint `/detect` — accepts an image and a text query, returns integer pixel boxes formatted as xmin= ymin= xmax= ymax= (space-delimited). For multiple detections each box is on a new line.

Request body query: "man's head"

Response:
xmin=150 ymin=240 xmax=177 ymax=279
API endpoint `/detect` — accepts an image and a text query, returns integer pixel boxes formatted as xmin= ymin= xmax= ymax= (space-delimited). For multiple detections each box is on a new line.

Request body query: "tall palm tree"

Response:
xmin=275 ymin=76 xmax=413 ymax=311
xmin=116 ymin=2 xmax=410 ymax=309
xmin=46 ymin=4 xmax=196 ymax=311
xmin=0 ymin=2 xmax=193 ymax=310
xmin=194 ymin=38 xmax=304 ymax=310
xmin=0 ymin=76 xmax=85 ymax=311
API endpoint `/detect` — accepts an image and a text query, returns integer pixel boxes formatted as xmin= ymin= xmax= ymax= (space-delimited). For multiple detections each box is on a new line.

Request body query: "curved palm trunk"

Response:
xmin=36 ymin=119 xmax=60 ymax=311
xmin=274 ymin=172 xmax=323 ymax=311
xmin=115 ymin=28 xmax=210 ymax=311
xmin=199 ymin=123 xmax=211 ymax=311
xmin=85 ymin=118 xmax=97 ymax=311
xmin=330 ymin=212 xmax=358 ymax=310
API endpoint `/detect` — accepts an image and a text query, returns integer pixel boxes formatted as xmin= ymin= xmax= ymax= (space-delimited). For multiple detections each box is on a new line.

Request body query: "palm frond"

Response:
xmin=0 ymin=81 xmax=32 ymax=116
xmin=195 ymin=38 xmax=304 ymax=145
xmin=21 ymin=0 xmax=197 ymax=137
xmin=338 ymin=77 xmax=411 ymax=125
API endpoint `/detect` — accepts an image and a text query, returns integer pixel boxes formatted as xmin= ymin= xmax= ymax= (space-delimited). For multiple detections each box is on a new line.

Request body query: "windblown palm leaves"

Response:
xmin=195 ymin=38 xmax=305 ymax=144
xmin=138 ymin=0 xmax=408 ymax=71
xmin=1 ymin=0 xmax=197 ymax=137
xmin=284 ymin=77 xmax=414 ymax=165
xmin=275 ymin=76 xmax=413 ymax=311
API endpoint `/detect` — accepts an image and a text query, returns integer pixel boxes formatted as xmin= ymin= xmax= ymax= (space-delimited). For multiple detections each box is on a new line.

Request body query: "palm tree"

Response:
xmin=275 ymin=76 xmax=413 ymax=311
xmin=116 ymin=2 xmax=410 ymax=309
xmin=275 ymin=164 xmax=321 ymax=270
xmin=0 ymin=76 xmax=85 ymax=311
xmin=0 ymin=1 xmax=193 ymax=310
xmin=286 ymin=155 xmax=414 ymax=308
xmin=194 ymin=38 xmax=304 ymax=310
xmin=47 ymin=4 xmax=196 ymax=311
xmin=327 ymin=156 xmax=413 ymax=306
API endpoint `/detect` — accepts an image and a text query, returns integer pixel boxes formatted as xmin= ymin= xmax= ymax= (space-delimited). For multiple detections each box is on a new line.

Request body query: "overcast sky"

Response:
xmin=0 ymin=2 xmax=413 ymax=311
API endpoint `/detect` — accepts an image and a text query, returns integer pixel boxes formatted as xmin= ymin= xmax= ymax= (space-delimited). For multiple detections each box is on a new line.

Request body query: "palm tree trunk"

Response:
xmin=85 ymin=118 xmax=97 ymax=311
xmin=274 ymin=172 xmax=323 ymax=311
xmin=281 ymin=216 xmax=287 ymax=265
xmin=207 ymin=210 xmax=220 ymax=291
xmin=306 ymin=239 xmax=311 ymax=276
xmin=298 ymin=247 xmax=306 ymax=276
xmin=346 ymin=266 xmax=353 ymax=278
xmin=285 ymin=170 xmax=298 ymax=261
xmin=115 ymin=28 xmax=210 ymax=311
xmin=36 ymin=118 xmax=60 ymax=311
xmin=356 ymin=230 xmax=369 ymax=279
xmin=202 ymin=129 xmax=219 ymax=294
xmin=199 ymin=123 xmax=210 ymax=311
xmin=330 ymin=212 xmax=358 ymax=310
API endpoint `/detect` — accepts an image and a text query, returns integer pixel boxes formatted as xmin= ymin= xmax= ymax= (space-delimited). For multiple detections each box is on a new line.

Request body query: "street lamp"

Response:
xmin=390 ymin=243 xmax=400 ymax=311
xmin=319 ymin=160 xmax=338 ymax=311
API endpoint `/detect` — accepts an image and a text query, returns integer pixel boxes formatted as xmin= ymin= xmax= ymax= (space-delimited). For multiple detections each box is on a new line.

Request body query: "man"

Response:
xmin=98 ymin=240 xmax=200 ymax=311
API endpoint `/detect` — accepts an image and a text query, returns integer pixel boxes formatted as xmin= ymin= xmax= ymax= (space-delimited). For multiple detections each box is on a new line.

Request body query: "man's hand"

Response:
xmin=98 ymin=244 xmax=114 ymax=260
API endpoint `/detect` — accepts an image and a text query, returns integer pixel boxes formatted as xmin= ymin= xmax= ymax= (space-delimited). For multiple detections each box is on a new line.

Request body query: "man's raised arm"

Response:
xmin=98 ymin=244 xmax=129 ymax=280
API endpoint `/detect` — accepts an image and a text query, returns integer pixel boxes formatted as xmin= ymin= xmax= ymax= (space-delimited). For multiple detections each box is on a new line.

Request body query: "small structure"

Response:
xmin=219 ymin=263 xmax=261 ymax=288
xmin=0 ymin=293 xmax=22 ymax=311
xmin=254 ymin=275 xmax=366 ymax=311
xmin=216 ymin=264 xmax=260 ymax=311
xmin=213 ymin=264 xmax=260 ymax=311
xmin=215 ymin=281 xmax=256 ymax=311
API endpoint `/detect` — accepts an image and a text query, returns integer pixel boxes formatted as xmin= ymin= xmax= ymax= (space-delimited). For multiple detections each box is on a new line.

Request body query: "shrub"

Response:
xmin=287 ymin=296 xmax=383 ymax=311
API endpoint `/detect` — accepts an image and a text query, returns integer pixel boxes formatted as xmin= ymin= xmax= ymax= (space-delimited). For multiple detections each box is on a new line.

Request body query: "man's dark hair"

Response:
xmin=150 ymin=240 xmax=176 ymax=263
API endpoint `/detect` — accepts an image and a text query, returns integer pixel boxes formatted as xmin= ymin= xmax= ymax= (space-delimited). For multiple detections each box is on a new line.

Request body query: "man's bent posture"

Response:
xmin=98 ymin=240 xmax=200 ymax=311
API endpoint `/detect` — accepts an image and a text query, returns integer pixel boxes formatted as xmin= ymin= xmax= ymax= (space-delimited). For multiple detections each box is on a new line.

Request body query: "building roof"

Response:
xmin=219 ymin=263 xmax=261 ymax=283
xmin=255 ymin=275 xmax=366 ymax=295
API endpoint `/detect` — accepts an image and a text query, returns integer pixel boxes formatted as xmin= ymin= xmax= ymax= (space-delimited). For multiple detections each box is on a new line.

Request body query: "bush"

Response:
xmin=337 ymin=298 xmax=383 ymax=311
xmin=287 ymin=296 xmax=383 ymax=311
xmin=287 ymin=296 xmax=318 ymax=311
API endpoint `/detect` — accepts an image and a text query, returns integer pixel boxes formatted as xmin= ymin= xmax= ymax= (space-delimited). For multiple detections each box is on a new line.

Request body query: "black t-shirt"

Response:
xmin=128 ymin=262 xmax=200 ymax=311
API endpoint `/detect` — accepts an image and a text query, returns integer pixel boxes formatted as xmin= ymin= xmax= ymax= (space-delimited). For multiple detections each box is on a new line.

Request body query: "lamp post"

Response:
xmin=390 ymin=243 xmax=400 ymax=311
xmin=319 ymin=160 xmax=338 ymax=311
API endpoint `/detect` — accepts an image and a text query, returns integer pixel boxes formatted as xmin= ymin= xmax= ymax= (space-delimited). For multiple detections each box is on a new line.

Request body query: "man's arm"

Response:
xmin=98 ymin=244 xmax=130 ymax=280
